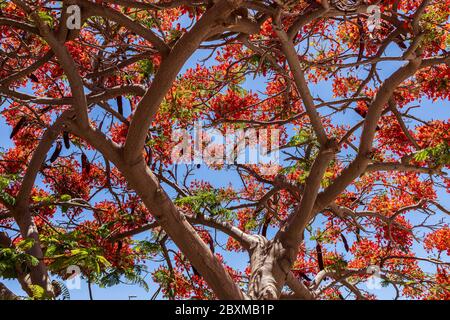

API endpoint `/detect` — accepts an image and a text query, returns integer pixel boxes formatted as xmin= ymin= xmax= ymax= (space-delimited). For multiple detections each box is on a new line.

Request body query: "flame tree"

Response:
xmin=0 ymin=0 xmax=449 ymax=300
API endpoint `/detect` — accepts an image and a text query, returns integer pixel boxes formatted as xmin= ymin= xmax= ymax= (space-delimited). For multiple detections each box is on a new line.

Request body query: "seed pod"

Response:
xmin=116 ymin=96 xmax=123 ymax=116
xmin=356 ymin=18 xmax=364 ymax=68
xmin=348 ymin=196 xmax=365 ymax=205
xmin=354 ymin=107 xmax=367 ymax=118
xmin=208 ymin=237 xmax=215 ymax=254
xmin=63 ymin=131 xmax=71 ymax=149
xmin=299 ymin=271 xmax=312 ymax=282
xmin=146 ymin=148 xmax=153 ymax=166
xmin=395 ymin=34 xmax=407 ymax=49
xmin=262 ymin=215 xmax=272 ymax=237
xmin=192 ymin=266 xmax=200 ymax=277
xmin=234 ymin=7 xmax=248 ymax=18
xmin=50 ymin=141 xmax=62 ymax=163
xmin=10 ymin=117 xmax=27 ymax=139
xmin=116 ymin=241 xmax=123 ymax=255
xmin=40 ymin=106 xmax=52 ymax=114
xmin=28 ymin=74 xmax=39 ymax=82
xmin=0 ymin=231 xmax=12 ymax=248
xmin=51 ymin=280 xmax=62 ymax=298
xmin=341 ymin=234 xmax=350 ymax=252
xmin=316 ymin=243 xmax=324 ymax=271
xmin=81 ymin=153 xmax=91 ymax=175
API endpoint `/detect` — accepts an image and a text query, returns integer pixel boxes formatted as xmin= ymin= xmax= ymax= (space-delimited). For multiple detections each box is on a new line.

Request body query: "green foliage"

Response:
xmin=60 ymin=194 xmax=72 ymax=202
xmin=49 ymin=247 xmax=110 ymax=275
xmin=175 ymin=189 xmax=234 ymax=218
xmin=248 ymin=54 xmax=273 ymax=73
xmin=244 ymin=219 xmax=258 ymax=231
xmin=41 ymin=230 xmax=78 ymax=260
xmin=99 ymin=265 xmax=149 ymax=292
xmin=41 ymin=229 xmax=152 ymax=292
xmin=133 ymin=240 xmax=160 ymax=256
xmin=36 ymin=11 xmax=54 ymax=27
xmin=0 ymin=175 xmax=16 ymax=206
xmin=29 ymin=284 xmax=46 ymax=299
xmin=288 ymin=129 xmax=314 ymax=147
xmin=281 ymin=129 xmax=324 ymax=184
xmin=153 ymin=268 xmax=175 ymax=297
xmin=137 ymin=59 xmax=155 ymax=78
xmin=0 ymin=239 xmax=39 ymax=279
xmin=42 ymin=230 xmax=110 ymax=276
xmin=168 ymin=29 xmax=182 ymax=42
xmin=420 ymin=7 xmax=450 ymax=50
xmin=325 ymin=255 xmax=348 ymax=273
xmin=413 ymin=142 xmax=450 ymax=166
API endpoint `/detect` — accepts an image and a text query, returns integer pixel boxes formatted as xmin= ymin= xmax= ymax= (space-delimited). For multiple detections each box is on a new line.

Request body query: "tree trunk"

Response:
xmin=0 ymin=283 xmax=19 ymax=300
xmin=13 ymin=208 xmax=54 ymax=298
xmin=247 ymin=236 xmax=297 ymax=300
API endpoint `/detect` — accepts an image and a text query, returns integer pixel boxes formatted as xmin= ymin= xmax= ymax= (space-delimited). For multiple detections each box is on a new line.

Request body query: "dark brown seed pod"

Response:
xmin=208 ymin=237 xmax=215 ymax=254
xmin=81 ymin=153 xmax=91 ymax=175
xmin=63 ymin=131 xmax=71 ymax=149
xmin=39 ymin=106 xmax=52 ymax=114
xmin=50 ymin=141 xmax=62 ymax=163
xmin=316 ymin=243 xmax=324 ymax=271
xmin=28 ymin=74 xmax=39 ymax=82
xmin=192 ymin=266 xmax=200 ymax=277
xmin=10 ymin=117 xmax=27 ymax=139
xmin=395 ymin=35 xmax=407 ymax=49
xmin=299 ymin=271 xmax=312 ymax=282
xmin=146 ymin=147 xmax=153 ymax=166
xmin=116 ymin=96 xmax=123 ymax=116
xmin=356 ymin=18 xmax=365 ymax=68
xmin=116 ymin=241 xmax=123 ymax=255
xmin=341 ymin=234 xmax=350 ymax=252
xmin=51 ymin=280 xmax=62 ymax=298
xmin=0 ymin=231 xmax=12 ymax=248
xmin=234 ymin=7 xmax=248 ymax=18
xmin=261 ymin=215 xmax=272 ymax=237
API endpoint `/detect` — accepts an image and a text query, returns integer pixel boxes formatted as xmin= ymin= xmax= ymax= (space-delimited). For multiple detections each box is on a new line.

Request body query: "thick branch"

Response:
xmin=123 ymin=0 xmax=245 ymax=164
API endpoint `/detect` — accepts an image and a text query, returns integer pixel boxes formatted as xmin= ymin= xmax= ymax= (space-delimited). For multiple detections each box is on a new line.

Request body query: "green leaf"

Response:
xmin=36 ymin=11 xmax=54 ymax=27
xmin=137 ymin=59 xmax=154 ymax=78
xmin=60 ymin=194 xmax=72 ymax=202
xmin=16 ymin=238 xmax=35 ymax=252
xmin=29 ymin=285 xmax=46 ymax=299
xmin=414 ymin=149 xmax=429 ymax=162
